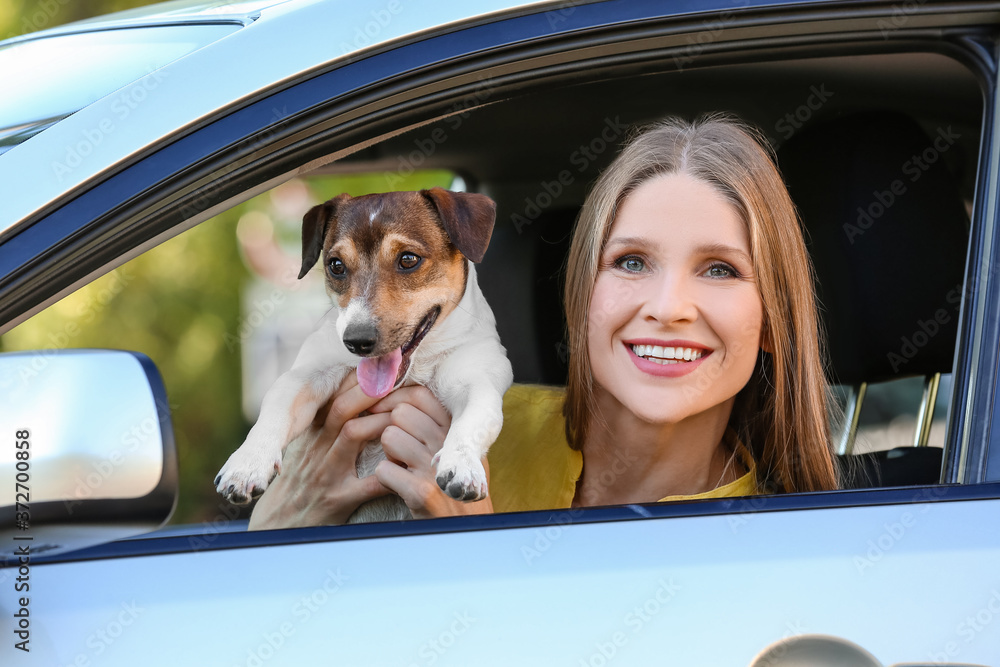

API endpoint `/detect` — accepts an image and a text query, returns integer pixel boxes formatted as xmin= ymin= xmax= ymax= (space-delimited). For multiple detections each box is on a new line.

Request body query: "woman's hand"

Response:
xmin=248 ymin=373 xmax=492 ymax=530
xmin=248 ymin=371 xmax=394 ymax=530
xmin=369 ymin=386 xmax=494 ymax=520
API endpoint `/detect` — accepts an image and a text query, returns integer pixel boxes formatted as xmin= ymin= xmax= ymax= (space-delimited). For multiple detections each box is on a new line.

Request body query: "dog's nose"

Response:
xmin=343 ymin=322 xmax=378 ymax=355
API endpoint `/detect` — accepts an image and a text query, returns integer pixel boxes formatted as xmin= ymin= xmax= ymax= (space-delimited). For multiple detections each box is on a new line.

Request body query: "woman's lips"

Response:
xmin=623 ymin=340 xmax=712 ymax=378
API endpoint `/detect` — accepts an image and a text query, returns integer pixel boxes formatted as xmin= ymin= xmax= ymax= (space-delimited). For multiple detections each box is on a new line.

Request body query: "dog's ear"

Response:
xmin=299 ymin=194 xmax=350 ymax=279
xmin=421 ymin=187 xmax=496 ymax=263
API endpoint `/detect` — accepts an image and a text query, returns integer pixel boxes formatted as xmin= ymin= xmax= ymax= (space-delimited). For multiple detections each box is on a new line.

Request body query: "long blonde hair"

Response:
xmin=563 ymin=114 xmax=838 ymax=493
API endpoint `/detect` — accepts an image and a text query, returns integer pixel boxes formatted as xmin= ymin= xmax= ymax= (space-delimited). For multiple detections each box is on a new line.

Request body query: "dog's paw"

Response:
xmin=432 ymin=449 xmax=487 ymax=501
xmin=215 ymin=445 xmax=282 ymax=506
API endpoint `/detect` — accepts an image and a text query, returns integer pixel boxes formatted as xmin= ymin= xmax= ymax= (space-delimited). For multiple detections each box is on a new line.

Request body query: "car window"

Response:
xmin=843 ymin=375 xmax=952 ymax=453
xmin=0 ymin=41 xmax=989 ymax=527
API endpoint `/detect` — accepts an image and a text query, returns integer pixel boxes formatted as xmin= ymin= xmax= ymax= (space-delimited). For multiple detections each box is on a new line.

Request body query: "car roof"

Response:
xmin=0 ymin=0 xmax=566 ymax=237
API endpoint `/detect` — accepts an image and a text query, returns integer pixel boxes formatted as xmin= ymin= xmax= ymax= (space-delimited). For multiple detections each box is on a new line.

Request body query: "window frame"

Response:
xmin=4 ymin=1 xmax=1000 ymax=566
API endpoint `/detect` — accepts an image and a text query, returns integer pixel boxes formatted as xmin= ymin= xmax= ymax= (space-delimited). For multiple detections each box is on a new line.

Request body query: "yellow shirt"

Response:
xmin=488 ymin=384 xmax=758 ymax=513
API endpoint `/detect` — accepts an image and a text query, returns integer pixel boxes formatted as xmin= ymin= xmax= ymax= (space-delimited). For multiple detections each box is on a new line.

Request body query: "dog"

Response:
xmin=214 ymin=188 xmax=513 ymax=523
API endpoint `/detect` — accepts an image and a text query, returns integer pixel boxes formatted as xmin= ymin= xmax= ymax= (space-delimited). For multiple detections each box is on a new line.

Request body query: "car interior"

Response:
xmin=307 ymin=49 xmax=982 ymax=491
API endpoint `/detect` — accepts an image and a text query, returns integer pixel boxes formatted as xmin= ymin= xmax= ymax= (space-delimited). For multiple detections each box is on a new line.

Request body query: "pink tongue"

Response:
xmin=357 ymin=348 xmax=403 ymax=398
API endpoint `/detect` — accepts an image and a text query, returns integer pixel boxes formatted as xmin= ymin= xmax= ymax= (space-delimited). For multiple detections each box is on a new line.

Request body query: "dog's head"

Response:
xmin=298 ymin=187 xmax=496 ymax=397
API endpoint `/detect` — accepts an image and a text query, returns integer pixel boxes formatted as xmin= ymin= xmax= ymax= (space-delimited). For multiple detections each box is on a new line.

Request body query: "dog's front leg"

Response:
xmin=430 ymin=346 xmax=513 ymax=501
xmin=216 ymin=316 xmax=352 ymax=505
xmin=216 ymin=372 xmax=346 ymax=504
xmin=216 ymin=365 xmax=348 ymax=504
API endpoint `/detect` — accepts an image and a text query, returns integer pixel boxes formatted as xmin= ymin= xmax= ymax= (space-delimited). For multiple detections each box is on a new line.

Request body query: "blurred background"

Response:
xmin=1 ymin=0 xmax=159 ymax=40
xmin=0 ymin=0 xmax=454 ymax=523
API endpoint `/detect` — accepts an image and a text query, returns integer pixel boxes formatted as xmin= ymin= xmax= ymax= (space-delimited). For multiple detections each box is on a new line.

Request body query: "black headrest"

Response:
xmin=778 ymin=111 xmax=968 ymax=384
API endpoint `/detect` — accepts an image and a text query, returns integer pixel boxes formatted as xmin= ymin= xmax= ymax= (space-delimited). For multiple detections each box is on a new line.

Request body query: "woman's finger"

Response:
xmin=373 ymin=458 xmax=435 ymax=509
xmin=369 ymin=385 xmax=451 ymax=429
xmin=337 ymin=468 xmax=394 ymax=509
xmin=380 ymin=424 xmax=434 ymax=471
xmin=320 ymin=375 xmax=384 ymax=437
xmin=324 ymin=412 xmax=392 ymax=469
xmin=387 ymin=402 xmax=449 ymax=452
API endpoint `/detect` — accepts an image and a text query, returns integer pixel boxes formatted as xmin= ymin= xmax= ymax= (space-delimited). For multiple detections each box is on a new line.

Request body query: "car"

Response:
xmin=2 ymin=0 xmax=1000 ymax=664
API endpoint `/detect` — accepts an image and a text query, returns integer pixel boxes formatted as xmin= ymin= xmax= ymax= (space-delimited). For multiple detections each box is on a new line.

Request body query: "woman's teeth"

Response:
xmin=630 ymin=344 xmax=705 ymax=364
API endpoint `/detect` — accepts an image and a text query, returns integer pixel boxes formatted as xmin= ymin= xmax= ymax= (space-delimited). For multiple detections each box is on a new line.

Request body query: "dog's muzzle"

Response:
xmin=355 ymin=306 xmax=440 ymax=398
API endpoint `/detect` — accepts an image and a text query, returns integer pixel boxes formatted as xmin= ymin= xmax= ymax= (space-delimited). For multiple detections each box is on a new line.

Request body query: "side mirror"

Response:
xmin=0 ymin=349 xmax=177 ymax=563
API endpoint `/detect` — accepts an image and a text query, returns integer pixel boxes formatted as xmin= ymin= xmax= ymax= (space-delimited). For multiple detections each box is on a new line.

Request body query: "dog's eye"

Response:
xmin=398 ymin=253 xmax=421 ymax=270
xmin=328 ymin=258 xmax=346 ymax=277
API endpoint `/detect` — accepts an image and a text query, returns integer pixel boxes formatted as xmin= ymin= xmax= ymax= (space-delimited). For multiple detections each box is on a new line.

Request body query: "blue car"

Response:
xmin=1 ymin=0 xmax=999 ymax=664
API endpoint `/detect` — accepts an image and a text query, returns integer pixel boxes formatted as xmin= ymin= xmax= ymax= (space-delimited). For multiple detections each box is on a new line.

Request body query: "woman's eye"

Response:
xmin=398 ymin=252 xmax=421 ymax=270
xmin=705 ymin=262 xmax=738 ymax=278
xmin=616 ymin=256 xmax=646 ymax=273
xmin=328 ymin=257 xmax=346 ymax=276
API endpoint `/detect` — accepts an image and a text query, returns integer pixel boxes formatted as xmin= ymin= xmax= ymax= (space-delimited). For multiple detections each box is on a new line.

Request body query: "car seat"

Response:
xmin=777 ymin=110 xmax=969 ymax=488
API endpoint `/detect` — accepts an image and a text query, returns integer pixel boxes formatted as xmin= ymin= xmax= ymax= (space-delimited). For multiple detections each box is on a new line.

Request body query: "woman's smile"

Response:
xmin=624 ymin=339 xmax=712 ymax=377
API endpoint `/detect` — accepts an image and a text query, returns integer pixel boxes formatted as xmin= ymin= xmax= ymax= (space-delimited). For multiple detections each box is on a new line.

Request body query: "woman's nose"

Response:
xmin=642 ymin=273 xmax=698 ymax=324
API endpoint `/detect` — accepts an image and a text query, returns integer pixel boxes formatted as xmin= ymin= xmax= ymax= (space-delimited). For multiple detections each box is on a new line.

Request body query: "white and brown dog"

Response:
xmin=215 ymin=188 xmax=513 ymax=522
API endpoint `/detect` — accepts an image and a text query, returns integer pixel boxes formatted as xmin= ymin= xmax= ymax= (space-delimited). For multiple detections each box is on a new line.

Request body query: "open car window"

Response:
xmin=0 ymin=42 xmax=987 ymax=526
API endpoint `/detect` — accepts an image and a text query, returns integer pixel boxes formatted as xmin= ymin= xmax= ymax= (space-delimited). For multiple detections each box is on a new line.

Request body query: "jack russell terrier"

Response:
xmin=214 ymin=188 xmax=513 ymax=523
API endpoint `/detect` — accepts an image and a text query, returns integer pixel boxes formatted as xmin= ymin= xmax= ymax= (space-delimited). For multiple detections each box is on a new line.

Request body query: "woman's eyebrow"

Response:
xmin=604 ymin=235 xmax=655 ymax=251
xmin=696 ymin=242 xmax=752 ymax=265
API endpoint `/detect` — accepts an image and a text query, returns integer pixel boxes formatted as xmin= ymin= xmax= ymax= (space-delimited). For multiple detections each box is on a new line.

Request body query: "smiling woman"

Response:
xmin=488 ymin=115 xmax=839 ymax=513
xmin=586 ymin=172 xmax=766 ymax=494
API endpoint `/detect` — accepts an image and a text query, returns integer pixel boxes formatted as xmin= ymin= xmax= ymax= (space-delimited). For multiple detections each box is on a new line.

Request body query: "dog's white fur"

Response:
xmin=215 ymin=262 xmax=513 ymax=523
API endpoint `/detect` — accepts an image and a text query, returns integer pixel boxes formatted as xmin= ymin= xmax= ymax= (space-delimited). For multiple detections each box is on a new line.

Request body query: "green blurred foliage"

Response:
xmin=2 ymin=0 xmax=162 ymax=39
xmin=3 ymin=171 xmax=452 ymax=523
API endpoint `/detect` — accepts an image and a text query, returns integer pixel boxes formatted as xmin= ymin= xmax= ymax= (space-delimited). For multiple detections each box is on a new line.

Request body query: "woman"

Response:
xmin=248 ymin=115 xmax=837 ymax=529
